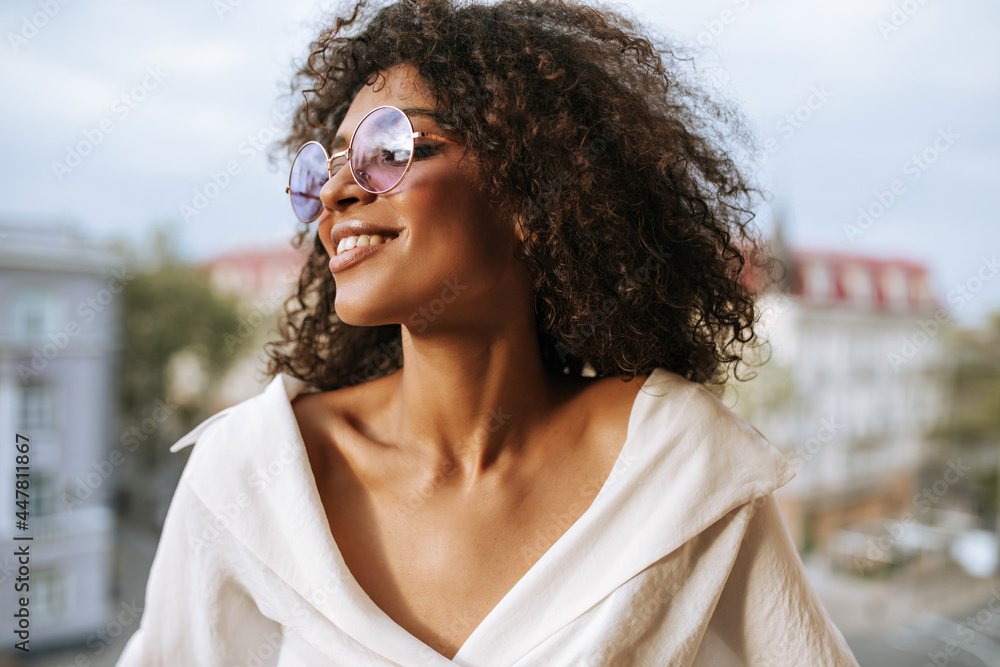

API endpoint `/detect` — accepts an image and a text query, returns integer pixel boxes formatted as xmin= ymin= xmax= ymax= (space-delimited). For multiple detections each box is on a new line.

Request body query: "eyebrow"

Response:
xmin=331 ymin=107 xmax=442 ymax=150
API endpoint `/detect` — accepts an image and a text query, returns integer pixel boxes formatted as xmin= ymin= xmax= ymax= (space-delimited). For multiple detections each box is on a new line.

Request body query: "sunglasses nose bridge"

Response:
xmin=325 ymin=147 xmax=346 ymax=177
xmin=324 ymin=150 xmax=360 ymax=197
xmin=317 ymin=146 xmax=383 ymax=217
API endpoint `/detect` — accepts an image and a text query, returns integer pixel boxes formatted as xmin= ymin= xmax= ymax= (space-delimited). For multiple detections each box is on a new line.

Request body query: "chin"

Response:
xmin=331 ymin=299 xmax=397 ymax=329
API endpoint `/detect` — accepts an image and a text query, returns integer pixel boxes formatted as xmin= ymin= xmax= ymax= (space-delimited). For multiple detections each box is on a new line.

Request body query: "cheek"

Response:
xmin=401 ymin=174 xmax=509 ymax=272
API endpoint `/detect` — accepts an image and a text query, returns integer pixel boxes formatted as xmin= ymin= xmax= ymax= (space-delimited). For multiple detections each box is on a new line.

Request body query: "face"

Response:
xmin=316 ymin=62 xmax=530 ymax=331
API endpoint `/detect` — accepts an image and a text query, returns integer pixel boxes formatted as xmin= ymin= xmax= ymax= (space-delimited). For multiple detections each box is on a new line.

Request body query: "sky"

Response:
xmin=2 ymin=0 xmax=998 ymax=325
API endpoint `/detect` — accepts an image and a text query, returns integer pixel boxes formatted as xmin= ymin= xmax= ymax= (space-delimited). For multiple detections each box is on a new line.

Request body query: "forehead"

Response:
xmin=333 ymin=64 xmax=437 ymax=147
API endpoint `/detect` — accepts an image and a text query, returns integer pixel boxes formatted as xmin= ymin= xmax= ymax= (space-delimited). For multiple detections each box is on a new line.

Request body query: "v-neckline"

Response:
xmin=286 ymin=370 xmax=659 ymax=664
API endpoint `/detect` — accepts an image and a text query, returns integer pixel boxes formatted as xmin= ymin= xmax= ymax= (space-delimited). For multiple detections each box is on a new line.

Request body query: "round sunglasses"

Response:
xmin=285 ymin=105 xmax=462 ymax=223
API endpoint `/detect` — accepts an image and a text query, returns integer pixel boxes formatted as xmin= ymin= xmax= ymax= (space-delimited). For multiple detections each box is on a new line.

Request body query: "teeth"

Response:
xmin=335 ymin=233 xmax=394 ymax=256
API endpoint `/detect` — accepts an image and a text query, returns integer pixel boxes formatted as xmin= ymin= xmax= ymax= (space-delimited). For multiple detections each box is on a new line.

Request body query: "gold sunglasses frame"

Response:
xmin=285 ymin=105 xmax=462 ymax=222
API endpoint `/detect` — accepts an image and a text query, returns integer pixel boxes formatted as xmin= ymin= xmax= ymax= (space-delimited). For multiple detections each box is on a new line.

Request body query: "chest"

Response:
xmin=312 ymin=440 xmax=616 ymax=660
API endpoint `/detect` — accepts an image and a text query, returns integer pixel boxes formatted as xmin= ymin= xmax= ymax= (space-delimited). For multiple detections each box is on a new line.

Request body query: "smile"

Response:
xmin=328 ymin=234 xmax=399 ymax=273
xmin=335 ymin=233 xmax=398 ymax=256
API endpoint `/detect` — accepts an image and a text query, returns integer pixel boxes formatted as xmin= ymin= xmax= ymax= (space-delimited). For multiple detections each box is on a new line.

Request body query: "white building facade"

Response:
xmin=0 ymin=223 xmax=122 ymax=651
xmin=744 ymin=243 xmax=948 ymax=555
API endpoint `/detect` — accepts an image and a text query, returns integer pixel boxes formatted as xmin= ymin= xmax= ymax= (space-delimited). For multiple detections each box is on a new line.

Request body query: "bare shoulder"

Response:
xmin=562 ymin=372 xmax=652 ymax=458
xmin=291 ymin=389 xmax=337 ymax=481
xmin=290 ymin=381 xmax=369 ymax=480
xmin=582 ymin=372 xmax=651 ymax=409
xmin=290 ymin=375 xmax=385 ymax=431
xmin=291 ymin=385 xmax=340 ymax=419
xmin=290 ymin=375 xmax=395 ymax=478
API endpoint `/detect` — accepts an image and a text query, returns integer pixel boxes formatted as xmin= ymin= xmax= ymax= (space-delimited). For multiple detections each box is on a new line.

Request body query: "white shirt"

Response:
xmin=116 ymin=367 xmax=859 ymax=666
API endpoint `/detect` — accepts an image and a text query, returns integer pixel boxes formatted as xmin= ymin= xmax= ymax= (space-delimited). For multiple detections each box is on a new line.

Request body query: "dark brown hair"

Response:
xmin=265 ymin=0 xmax=772 ymax=390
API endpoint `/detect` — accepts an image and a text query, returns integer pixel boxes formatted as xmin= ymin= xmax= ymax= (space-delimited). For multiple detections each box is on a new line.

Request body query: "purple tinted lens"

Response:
xmin=289 ymin=142 xmax=328 ymax=221
xmin=351 ymin=107 xmax=412 ymax=193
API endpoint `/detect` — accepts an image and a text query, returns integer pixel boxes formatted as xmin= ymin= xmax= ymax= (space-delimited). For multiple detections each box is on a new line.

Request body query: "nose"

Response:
xmin=316 ymin=158 xmax=378 ymax=256
xmin=318 ymin=160 xmax=378 ymax=216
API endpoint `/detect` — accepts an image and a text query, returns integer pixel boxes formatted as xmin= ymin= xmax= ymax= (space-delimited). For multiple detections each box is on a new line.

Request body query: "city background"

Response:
xmin=1 ymin=0 xmax=998 ymax=665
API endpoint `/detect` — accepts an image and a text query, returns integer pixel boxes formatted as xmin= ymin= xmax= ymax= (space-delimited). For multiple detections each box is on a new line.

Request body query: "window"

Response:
xmin=806 ymin=261 xmax=833 ymax=301
xmin=881 ymin=266 xmax=910 ymax=309
xmin=19 ymin=383 xmax=55 ymax=431
xmin=33 ymin=567 xmax=65 ymax=624
xmin=843 ymin=264 xmax=873 ymax=305
xmin=9 ymin=289 xmax=61 ymax=342
xmin=32 ymin=471 xmax=55 ymax=516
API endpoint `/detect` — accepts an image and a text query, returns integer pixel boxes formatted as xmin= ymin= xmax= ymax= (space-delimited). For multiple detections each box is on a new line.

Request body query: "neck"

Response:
xmin=381 ymin=300 xmax=582 ymax=491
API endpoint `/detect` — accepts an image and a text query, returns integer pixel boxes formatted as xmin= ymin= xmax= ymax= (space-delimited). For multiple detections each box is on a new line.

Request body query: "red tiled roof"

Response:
xmin=784 ymin=247 xmax=937 ymax=312
xmin=199 ymin=245 xmax=312 ymax=298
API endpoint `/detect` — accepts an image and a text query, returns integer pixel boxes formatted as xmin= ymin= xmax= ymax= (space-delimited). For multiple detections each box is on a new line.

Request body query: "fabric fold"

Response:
xmin=122 ymin=367 xmax=857 ymax=667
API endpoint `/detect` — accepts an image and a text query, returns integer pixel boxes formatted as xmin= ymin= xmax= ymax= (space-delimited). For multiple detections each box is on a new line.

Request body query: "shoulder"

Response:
xmin=289 ymin=388 xmax=339 ymax=480
xmin=551 ymin=371 xmax=654 ymax=469
xmin=629 ymin=368 xmax=796 ymax=498
xmin=556 ymin=368 xmax=772 ymax=451
xmin=289 ymin=372 xmax=395 ymax=477
xmin=290 ymin=371 xmax=392 ymax=422
xmin=163 ymin=373 xmax=324 ymax=532
xmin=630 ymin=367 xmax=768 ymax=439
xmin=585 ymin=371 xmax=651 ymax=424
xmin=565 ymin=371 xmax=651 ymax=410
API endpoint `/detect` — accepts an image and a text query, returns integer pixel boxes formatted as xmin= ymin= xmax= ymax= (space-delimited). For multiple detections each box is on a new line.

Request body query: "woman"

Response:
xmin=118 ymin=0 xmax=859 ymax=664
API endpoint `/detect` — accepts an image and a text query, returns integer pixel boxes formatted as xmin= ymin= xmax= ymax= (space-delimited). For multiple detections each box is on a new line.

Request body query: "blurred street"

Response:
xmin=812 ymin=556 xmax=1000 ymax=666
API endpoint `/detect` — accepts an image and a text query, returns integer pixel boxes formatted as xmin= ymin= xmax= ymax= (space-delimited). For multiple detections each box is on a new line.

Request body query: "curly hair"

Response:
xmin=264 ymin=0 xmax=774 ymax=391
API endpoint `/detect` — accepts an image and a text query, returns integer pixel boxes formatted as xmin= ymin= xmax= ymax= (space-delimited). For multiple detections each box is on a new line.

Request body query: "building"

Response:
xmin=199 ymin=243 xmax=310 ymax=407
xmin=0 ymin=222 xmax=122 ymax=651
xmin=200 ymin=244 xmax=309 ymax=302
xmin=739 ymin=226 xmax=949 ymax=557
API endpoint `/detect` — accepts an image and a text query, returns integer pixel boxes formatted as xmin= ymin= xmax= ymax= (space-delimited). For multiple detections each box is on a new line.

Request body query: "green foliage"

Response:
xmin=115 ymin=224 xmax=247 ymax=467
xmin=930 ymin=314 xmax=1000 ymax=444
xmin=801 ymin=510 xmax=816 ymax=556
xmin=928 ymin=312 xmax=1000 ymax=526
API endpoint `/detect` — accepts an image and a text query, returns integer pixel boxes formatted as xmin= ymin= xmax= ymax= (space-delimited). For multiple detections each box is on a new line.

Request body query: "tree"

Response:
xmin=114 ymin=223 xmax=247 ymax=471
xmin=928 ymin=312 xmax=1000 ymax=529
